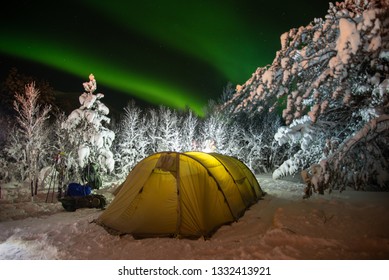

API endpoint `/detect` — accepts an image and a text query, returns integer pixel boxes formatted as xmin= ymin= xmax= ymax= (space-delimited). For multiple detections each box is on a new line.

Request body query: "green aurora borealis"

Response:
xmin=0 ymin=0 xmax=333 ymax=115
xmin=0 ymin=32 xmax=205 ymax=113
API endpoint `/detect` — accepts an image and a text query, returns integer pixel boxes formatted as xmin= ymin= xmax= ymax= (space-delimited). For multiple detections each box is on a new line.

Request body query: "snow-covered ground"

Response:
xmin=0 ymin=174 xmax=388 ymax=260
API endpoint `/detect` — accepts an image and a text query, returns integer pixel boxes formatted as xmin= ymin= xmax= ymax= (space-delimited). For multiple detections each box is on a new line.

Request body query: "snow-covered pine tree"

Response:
xmin=62 ymin=74 xmax=115 ymax=184
xmin=222 ymin=0 xmax=389 ymax=191
xmin=12 ymin=82 xmax=51 ymax=199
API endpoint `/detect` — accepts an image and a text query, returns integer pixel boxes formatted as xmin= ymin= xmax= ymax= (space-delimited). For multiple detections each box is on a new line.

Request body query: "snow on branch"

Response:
xmin=12 ymin=82 xmax=52 ymax=197
xmin=62 ymin=74 xmax=115 ymax=177
xmin=224 ymin=0 xmax=388 ymax=127
xmin=306 ymin=114 xmax=389 ymax=195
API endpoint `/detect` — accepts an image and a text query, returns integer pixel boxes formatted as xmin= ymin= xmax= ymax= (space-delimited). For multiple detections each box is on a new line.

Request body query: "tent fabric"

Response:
xmin=96 ymin=151 xmax=263 ymax=238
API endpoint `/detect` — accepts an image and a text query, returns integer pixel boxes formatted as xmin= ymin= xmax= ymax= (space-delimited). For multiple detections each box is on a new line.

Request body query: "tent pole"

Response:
xmin=175 ymin=152 xmax=182 ymax=237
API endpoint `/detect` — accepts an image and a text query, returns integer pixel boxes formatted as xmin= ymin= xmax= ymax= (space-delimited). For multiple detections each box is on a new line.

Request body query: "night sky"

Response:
xmin=0 ymin=0 xmax=333 ymax=115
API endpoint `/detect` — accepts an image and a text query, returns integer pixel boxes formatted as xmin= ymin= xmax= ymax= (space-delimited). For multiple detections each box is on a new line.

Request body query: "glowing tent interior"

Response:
xmin=96 ymin=151 xmax=264 ymax=238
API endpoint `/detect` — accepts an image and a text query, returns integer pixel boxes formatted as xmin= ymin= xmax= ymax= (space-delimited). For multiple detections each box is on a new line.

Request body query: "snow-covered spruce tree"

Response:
xmin=114 ymin=100 xmax=149 ymax=179
xmin=12 ymin=82 xmax=51 ymax=199
xmin=222 ymin=0 xmax=389 ymax=190
xmin=62 ymin=74 xmax=115 ymax=185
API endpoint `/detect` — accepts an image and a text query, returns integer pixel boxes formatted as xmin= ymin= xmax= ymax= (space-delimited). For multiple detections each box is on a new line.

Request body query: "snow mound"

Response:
xmin=0 ymin=230 xmax=59 ymax=260
xmin=1 ymin=175 xmax=388 ymax=260
xmin=0 ymin=202 xmax=64 ymax=222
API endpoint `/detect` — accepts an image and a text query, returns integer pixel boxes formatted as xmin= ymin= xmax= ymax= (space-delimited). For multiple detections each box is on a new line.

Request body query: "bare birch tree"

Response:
xmin=13 ymin=82 xmax=51 ymax=200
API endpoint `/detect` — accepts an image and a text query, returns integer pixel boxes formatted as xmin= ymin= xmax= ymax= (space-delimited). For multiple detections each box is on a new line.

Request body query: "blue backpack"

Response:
xmin=66 ymin=183 xmax=92 ymax=197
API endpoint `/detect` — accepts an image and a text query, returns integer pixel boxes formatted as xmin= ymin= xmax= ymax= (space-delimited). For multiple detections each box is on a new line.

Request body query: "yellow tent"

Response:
xmin=96 ymin=151 xmax=263 ymax=238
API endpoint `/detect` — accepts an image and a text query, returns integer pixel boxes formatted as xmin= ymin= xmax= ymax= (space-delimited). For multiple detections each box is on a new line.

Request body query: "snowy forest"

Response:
xmin=223 ymin=0 xmax=389 ymax=195
xmin=0 ymin=0 xmax=388 ymax=202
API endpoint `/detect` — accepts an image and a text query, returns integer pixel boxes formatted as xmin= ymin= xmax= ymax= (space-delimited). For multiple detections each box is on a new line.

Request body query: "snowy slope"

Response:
xmin=1 ymin=174 xmax=388 ymax=260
